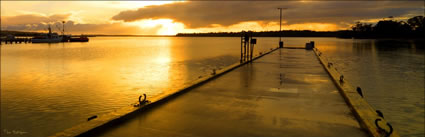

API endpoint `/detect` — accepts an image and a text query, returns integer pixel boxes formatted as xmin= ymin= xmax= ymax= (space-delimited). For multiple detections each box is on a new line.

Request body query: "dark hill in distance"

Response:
xmin=176 ymin=30 xmax=339 ymax=37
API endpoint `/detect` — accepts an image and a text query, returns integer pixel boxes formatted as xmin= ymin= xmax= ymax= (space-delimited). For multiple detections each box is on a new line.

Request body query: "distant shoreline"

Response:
xmin=1 ymin=30 xmax=423 ymax=39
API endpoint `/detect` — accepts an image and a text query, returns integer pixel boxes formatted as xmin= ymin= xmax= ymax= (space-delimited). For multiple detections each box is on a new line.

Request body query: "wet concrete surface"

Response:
xmin=94 ymin=49 xmax=367 ymax=137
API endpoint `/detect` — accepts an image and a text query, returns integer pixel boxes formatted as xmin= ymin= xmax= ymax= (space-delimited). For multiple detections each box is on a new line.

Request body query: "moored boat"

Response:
xmin=69 ymin=35 xmax=89 ymax=42
xmin=31 ymin=25 xmax=63 ymax=43
xmin=32 ymin=35 xmax=62 ymax=43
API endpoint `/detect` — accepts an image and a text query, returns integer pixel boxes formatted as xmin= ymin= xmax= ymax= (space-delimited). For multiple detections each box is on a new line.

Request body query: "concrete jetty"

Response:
xmin=51 ymin=47 xmax=399 ymax=137
xmin=92 ymin=48 xmax=368 ymax=137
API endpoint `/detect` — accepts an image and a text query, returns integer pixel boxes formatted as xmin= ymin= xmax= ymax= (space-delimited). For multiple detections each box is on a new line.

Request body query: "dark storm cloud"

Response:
xmin=112 ymin=1 xmax=424 ymax=28
xmin=2 ymin=13 xmax=71 ymax=25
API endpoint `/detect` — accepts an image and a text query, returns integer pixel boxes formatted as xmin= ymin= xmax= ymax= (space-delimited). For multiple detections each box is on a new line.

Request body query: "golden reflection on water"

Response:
xmin=3 ymin=37 xmax=423 ymax=137
xmin=1 ymin=37 xmax=192 ymax=137
xmin=115 ymin=38 xmax=173 ymax=96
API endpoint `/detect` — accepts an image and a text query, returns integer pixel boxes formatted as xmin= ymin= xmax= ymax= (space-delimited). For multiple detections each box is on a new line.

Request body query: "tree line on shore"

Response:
xmin=176 ymin=30 xmax=338 ymax=37
xmin=177 ymin=16 xmax=424 ymax=39
xmin=342 ymin=16 xmax=424 ymax=38
xmin=0 ymin=30 xmax=44 ymax=37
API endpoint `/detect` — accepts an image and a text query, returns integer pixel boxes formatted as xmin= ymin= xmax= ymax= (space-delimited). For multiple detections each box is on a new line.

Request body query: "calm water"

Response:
xmin=1 ymin=37 xmax=424 ymax=137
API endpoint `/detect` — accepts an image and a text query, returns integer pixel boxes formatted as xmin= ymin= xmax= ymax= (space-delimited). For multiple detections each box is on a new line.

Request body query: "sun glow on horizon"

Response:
xmin=125 ymin=19 xmax=185 ymax=35
xmin=284 ymin=23 xmax=340 ymax=31
xmin=175 ymin=21 xmax=343 ymax=34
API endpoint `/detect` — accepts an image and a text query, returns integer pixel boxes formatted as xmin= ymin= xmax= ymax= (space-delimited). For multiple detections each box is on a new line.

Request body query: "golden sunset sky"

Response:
xmin=1 ymin=1 xmax=424 ymax=35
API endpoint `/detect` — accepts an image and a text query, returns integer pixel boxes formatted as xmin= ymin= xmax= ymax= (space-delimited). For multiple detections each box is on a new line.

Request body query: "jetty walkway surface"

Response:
xmin=91 ymin=48 xmax=368 ymax=137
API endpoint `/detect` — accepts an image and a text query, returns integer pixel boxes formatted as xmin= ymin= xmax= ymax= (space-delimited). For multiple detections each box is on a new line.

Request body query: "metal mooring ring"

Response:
xmin=139 ymin=93 xmax=147 ymax=105
xmin=87 ymin=115 xmax=98 ymax=121
xmin=375 ymin=118 xmax=393 ymax=137
xmin=328 ymin=62 xmax=333 ymax=68
xmin=376 ymin=110 xmax=384 ymax=118
xmin=356 ymin=87 xmax=364 ymax=98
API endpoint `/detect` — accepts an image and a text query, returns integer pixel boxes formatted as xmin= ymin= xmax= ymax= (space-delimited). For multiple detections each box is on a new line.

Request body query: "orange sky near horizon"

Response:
xmin=1 ymin=1 xmax=423 ymax=35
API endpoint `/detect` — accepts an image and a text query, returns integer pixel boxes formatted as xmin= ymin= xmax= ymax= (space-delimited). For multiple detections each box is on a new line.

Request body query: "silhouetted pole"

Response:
xmin=245 ymin=35 xmax=251 ymax=60
xmin=249 ymin=35 xmax=254 ymax=61
xmin=62 ymin=21 xmax=65 ymax=36
xmin=244 ymin=36 xmax=246 ymax=61
xmin=244 ymin=32 xmax=249 ymax=61
xmin=240 ymin=36 xmax=243 ymax=63
xmin=278 ymin=8 xmax=282 ymax=42
xmin=277 ymin=8 xmax=287 ymax=48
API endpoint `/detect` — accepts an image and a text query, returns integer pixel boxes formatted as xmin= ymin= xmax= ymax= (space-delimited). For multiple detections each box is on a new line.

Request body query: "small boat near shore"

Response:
xmin=70 ymin=35 xmax=89 ymax=42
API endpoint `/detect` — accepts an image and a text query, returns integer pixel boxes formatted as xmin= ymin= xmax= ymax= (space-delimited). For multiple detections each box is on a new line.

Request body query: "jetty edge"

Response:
xmin=313 ymin=48 xmax=399 ymax=137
